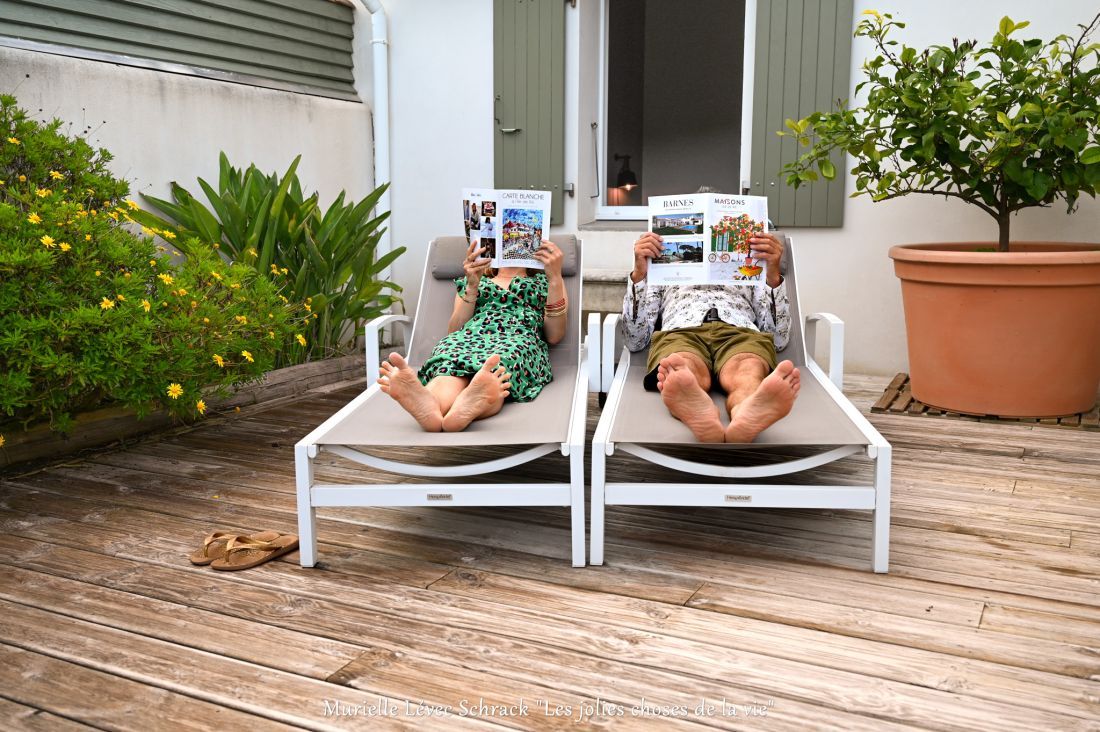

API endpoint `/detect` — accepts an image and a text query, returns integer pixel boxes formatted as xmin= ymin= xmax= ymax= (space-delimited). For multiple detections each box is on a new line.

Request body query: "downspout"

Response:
xmin=354 ymin=0 xmax=392 ymax=279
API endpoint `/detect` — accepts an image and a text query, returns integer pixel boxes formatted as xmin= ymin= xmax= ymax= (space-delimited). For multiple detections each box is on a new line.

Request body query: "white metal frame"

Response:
xmin=592 ymin=300 xmax=891 ymax=574
xmin=295 ymin=252 xmax=599 ymax=569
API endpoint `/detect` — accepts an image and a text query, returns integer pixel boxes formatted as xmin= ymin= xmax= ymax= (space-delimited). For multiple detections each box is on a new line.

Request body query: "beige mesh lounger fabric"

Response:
xmin=295 ymin=235 xmax=596 ymax=567
xmin=593 ymin=236 xmax=892 ymax=572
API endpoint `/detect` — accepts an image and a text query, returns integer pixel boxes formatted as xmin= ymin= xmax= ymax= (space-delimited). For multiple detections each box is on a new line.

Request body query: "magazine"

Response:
xmin=462 ymin=188 xmax=551 ymax=269
xmin=647 ymin=194 xmax=770 ymax=286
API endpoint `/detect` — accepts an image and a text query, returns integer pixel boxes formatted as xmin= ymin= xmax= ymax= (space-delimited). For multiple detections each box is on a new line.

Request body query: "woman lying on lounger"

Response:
xmin=377 ymin=238 xmax=567 ymax=431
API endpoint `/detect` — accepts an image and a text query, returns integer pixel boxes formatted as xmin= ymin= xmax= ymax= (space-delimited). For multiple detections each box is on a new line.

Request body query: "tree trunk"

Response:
xmin=997 ymin=210 xmax=1011 ymax=252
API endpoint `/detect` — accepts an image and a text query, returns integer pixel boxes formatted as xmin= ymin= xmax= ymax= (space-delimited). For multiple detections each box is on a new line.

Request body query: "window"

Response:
xmin=596 ymin=0 xmax=854 ymax=226
xmin=598 ymin=0 xmax=749 ymax=219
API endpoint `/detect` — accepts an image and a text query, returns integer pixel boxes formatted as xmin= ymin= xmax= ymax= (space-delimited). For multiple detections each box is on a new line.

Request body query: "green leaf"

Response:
xmin=1081 ymin=147 xmax=1100 ymax=165
xmin=819 ymin=159 xmax=837 ymax=179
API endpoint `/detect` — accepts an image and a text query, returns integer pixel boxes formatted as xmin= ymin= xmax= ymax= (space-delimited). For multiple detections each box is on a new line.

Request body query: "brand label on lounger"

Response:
xmin=427 ymin=493 xmax=454 ymax=501
xmin=724 ymin=494 xmax=752 ymax=503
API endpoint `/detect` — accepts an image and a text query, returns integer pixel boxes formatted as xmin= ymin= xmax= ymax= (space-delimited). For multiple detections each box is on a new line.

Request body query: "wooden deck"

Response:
xmin=1 ymin=374 xmax=1098 ymax=731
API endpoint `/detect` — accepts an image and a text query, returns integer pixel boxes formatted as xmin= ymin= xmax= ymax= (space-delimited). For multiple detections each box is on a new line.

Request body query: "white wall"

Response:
xmin=0 ymin=47 xmax=373 ymax=213
xmin=383 ymin=0 xmax=494 ymax=315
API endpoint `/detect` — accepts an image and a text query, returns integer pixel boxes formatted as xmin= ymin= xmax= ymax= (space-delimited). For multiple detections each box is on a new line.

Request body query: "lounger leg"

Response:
xmin=590 ymin=443 xmax=606 ymax=565
xmin=570 ymin=446 xmax=585 ymax=568
xmin=295 ymin=444 xmax=318 ymax=567
xmin=872 ymin=445 xmax=892 ymax=573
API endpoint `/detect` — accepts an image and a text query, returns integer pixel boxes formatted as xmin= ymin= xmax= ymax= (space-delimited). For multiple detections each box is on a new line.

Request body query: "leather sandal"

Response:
xmin=210 ymin=533 xmax=300 ymax=571
xmin=189 ymin=530 xmax=281 ymax=565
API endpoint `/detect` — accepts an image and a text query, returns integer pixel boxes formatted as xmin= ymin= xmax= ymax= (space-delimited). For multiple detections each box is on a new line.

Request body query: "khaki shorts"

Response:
xmin=644 ymin=323 xmax=777 ymax=391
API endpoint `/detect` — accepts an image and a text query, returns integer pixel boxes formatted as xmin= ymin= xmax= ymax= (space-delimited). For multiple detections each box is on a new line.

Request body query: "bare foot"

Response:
xmin=441 ymin=355 xmax=511 ymax=432
xmin=661 ymin=364 xmax=725 ymax=443
xmin=656 ymin=353 xmax=690 ymax=392
xmin=725 ymin=360 xmax=800 ymax=443
xmin=378 ymin=353 xmax=443 ymax=431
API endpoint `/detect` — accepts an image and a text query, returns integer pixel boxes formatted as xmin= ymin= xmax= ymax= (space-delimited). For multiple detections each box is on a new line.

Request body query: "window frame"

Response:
xmin=594 ymin=0 xmax=757 ymax=221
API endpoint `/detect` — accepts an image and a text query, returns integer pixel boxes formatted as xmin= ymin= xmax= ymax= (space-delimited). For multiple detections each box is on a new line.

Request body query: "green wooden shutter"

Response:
xmin=750 ymin=0 xmax=853 ymax=227
xmin=0 ymin=0 xmax=356 ymax=100
xmin=493 ymin=0 xmax=565 ymax=225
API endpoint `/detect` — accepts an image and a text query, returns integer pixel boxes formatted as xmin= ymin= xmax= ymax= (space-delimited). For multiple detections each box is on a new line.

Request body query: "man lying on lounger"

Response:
xmin=623 ymin=229 xmax=799 ymax=443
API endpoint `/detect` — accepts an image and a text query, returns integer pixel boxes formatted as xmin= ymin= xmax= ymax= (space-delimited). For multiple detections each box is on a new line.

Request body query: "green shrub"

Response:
xmin=130 ymin=153 xmax=405 ymax=365
xmin=0 ymin=94 xmax=309 ymax=433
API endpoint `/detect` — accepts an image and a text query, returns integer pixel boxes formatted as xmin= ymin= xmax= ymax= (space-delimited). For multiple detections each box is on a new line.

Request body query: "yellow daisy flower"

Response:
xmin=210 ymin=271 xmax=222 ymax=280
xmin=241 ymin=350 xmax=254 ymax=363
xmin=196 ymin=399 xmax=206 ymax=415
xmin=17 ymin=174 xmax=26 ymax=182
xmin=230 ymin=283 xmax=241 ymax=289
xmin=212 ymin=354 xmax=225 ymax=367
xmin=142 ymin=299 xmax=151 ymax=312
xmin=116 ymin=293 xmax=125 ymax=301
xmin=166 ymin=383 xmax=183 ymax=399
xmin=296 ymin=334 xmax=307 ymax=346
xmin=40 ymin=235 xmax=55 ymax=248
xmin=234 ymin=315 xmax=248 ymax=324
xmin=157 ymin=273 xmax=173 ymax=285
xmin=125 ymin=199 xmax=139 ymax=210
xmin=7 ymin=136 xmax=19 ymax=144
xmin=162 ymin=230 xmax=176 ymax=240
xmin=85 ymin=234 xmax=92 ymax=241
xmin=59 ymin=242 xmax=71 ymax=252
xmin=0 ymin=434 xmax=5 ymax=448
xmin=49 ymin=170 xmax=64 ymax=180
xmin=100 ymin=297 xmax=115 ymax=309
xmin=27 ymin=212 xmax=41 ymax=224
xmin=35 ymin=188 xmax=50 ymax=198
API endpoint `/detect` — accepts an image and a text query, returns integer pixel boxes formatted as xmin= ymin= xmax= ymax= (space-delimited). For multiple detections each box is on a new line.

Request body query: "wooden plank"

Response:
xmin=0 ymin=536 xmax=913 ymax=732
xmin=428 ymin=569 xmax=1100 ymax=722
xmin=0 ymin=643 xmax=301 ymax=731
xmin=890 ymin=386 xmax=913 ymax=412
xmin=0 ymin=600 xmax=496 ymax=730
xmin=980 ymin=604 xmax=1100 ymax=648
xmin=1 ymin=530 xmax=1086 ymax=732
xmin=0 ymin=563 xmax=362 ymax=680
xmin=0 ymin=697 xmax=98 ymax=731
xmin=870 ymin=373 xmax=908 ymax=412
xmin=4 ymin=489 xmax=1099 ymax=685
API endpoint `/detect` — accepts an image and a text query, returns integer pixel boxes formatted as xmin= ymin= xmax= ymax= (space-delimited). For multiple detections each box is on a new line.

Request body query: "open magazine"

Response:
xmin=462 ymin=188 xmax=551 ymax=269
xmin=648 ymin=194 xmax=770 ymax=286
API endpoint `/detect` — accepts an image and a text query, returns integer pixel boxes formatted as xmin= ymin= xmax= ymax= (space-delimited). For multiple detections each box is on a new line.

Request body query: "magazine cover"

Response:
xmin=647 ymin=194 xmax=769 ymax=286
xmin=461 ymin=188 xmax=551 ymax=269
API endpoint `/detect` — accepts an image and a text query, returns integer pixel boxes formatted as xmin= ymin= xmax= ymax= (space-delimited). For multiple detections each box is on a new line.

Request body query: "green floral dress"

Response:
xmin=417 ymin=272 xmax=553 ymax=402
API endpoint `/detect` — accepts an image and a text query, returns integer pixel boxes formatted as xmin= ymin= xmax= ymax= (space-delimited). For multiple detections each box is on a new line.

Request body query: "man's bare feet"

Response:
xmin=441 ymin=354 xmax=511 ymax=432
xmin=725 ymin=360 xmax=800 ymax=443
xmin=378 ymin=353 xmax=443 ymax=432
xmin=660 ymin=362 xmax=725 ymax=443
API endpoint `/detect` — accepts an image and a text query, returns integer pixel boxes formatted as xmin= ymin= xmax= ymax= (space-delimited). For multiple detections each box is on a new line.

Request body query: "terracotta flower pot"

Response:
xmin=889 ymin=242 xmax=1100 ymax=417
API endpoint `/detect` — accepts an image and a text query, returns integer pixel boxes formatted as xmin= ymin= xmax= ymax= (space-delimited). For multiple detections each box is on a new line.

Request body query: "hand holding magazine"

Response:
xmin=647 ymin=194 xmax=770 ymax=286
xmin=462 ymin=188 xmax=551 ymax=269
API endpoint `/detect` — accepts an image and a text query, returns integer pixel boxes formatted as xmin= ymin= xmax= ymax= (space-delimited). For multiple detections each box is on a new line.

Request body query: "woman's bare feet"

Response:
xmin=378 ymin=353 xmax=443 ymax=432
xmin=441 ymin=355 xmax=511 ymax=432
xmin=725 ymin=360 xmax=800 ymax=443
xmin=659 ymin=357 xmax=725 ymax=443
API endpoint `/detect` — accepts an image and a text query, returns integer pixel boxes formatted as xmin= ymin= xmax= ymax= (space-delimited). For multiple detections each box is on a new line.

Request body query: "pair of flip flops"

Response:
xmin=188 ymin=530 xmax=300 ymax=571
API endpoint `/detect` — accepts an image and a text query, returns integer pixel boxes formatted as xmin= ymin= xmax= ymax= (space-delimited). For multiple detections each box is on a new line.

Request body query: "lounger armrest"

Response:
xmin=805 ymin=312 xmax=845 ymax=390
xmin=601 ymin=313 xmax=623 ymax=393
xmin=365 ymin=314 xmax=411 ymax=386
xmin=586 ymin=312 xmax=601 ymax=393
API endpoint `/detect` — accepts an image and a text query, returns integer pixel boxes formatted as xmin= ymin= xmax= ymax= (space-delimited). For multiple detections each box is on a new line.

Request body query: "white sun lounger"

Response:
xmin=294 ymin=235 xmax=597 ymax=567
xmin=592 ymin=236 xmax=892 ymax=572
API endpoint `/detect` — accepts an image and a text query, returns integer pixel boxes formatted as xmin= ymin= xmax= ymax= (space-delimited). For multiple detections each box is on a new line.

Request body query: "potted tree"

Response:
xmin=782 ymin=11 xmax=1100 ymax=417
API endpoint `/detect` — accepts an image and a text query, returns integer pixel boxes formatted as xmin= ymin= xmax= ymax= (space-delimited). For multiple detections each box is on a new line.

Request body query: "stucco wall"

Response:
xmin=0 ymin=45 xmax=373 ymax=220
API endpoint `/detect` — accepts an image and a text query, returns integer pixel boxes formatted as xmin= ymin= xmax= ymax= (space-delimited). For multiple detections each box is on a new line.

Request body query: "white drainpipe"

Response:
xmin=354 ymin=0 xmax=392 ymax=278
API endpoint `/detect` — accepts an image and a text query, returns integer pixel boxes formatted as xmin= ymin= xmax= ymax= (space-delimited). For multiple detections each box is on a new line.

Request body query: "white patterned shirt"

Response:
xmin=622 ymin=277 xmax=792 ymax=353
